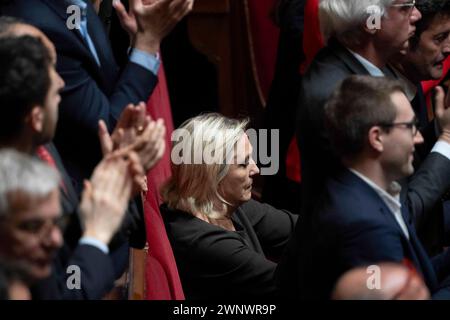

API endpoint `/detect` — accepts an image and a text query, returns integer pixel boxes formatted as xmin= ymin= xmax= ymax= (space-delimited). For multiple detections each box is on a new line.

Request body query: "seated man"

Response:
xmin=393 ymin=0 xmax=450 ymax=254
xmin=279 ymin=75 xmax=450 ymax=299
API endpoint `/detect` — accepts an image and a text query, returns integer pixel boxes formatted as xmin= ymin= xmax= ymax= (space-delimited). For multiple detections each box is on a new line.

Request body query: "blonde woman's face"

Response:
xmin=218 ymin=135 xmax=260 ymax=208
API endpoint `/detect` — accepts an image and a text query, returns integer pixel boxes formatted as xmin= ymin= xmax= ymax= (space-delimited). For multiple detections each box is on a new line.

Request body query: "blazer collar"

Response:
xmin=336 ymin=169 xmax=438 ymax=289
xmin=41 ymin=0 xmax=115 ymax=70
xmin=327 ymin=39 xmax=398 ymax=79
xmin=337 ymin=169 xmax=409 ymax=238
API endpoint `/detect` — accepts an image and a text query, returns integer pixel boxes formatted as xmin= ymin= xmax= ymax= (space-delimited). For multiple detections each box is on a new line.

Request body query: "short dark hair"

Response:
xmin=324 ymin=75 xmax=405 ymax=158
xmin=410 ymin=0 xmax=450 ymax=49
xmin=0 ymin=35 xmax=51 ymax=142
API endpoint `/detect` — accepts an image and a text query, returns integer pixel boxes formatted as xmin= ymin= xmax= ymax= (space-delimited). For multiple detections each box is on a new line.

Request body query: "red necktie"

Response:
xmin=36 ymin=145 xmax=68 ymax=195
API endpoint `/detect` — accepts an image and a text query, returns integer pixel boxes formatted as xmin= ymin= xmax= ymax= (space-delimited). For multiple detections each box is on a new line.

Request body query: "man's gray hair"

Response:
xmin=319 ymin=0 xmax=394 ymax=45
xmin=0 ymin=149 xmax=60 ymax=217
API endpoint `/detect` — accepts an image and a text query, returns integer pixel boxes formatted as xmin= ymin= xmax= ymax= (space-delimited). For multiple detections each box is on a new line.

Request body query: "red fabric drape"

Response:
xmin=144 ymin=62 xmax=184 ymax=300
xmin=285 ymin=0 xmax=322 ymax=183
xmin=421 ymin=57 xmax=450 ymax=96
xmin=301 ymin=0 xmax=323 ymax=73
xmin=247 ymin=0 xmax=280 ymax=98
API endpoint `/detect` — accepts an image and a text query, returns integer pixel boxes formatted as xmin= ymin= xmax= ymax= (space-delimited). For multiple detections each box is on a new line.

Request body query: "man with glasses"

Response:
xmin=0 ymin=147 xmax=136 ymax=299
xmin=293 ymin=0 xmax=425 ymax=221
xmin=279 ymin=1 xmax=450 ymax=295
xmin=389 ymin=0 xmax=450 ymax=255
xmin=280 ymin=75 xmax=450 ymax=299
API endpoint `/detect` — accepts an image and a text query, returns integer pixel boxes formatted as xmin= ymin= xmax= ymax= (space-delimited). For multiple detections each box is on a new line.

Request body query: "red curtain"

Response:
xmin=144 ymin=62 xmax=185 ymax=300
xmin=286 ymin=0 xmax=322 ymax=183
xmin=247 ymin=0 xmax=280 ymax=98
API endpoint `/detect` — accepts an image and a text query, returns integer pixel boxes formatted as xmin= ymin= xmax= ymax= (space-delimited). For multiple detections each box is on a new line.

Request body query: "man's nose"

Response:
xmin=414 ymin=130 xmax=424 ymax=145
xmin=43 ymin=226 xmax=63 ymax=250
xmin=410 ymin=6 xmax=422 ymax=24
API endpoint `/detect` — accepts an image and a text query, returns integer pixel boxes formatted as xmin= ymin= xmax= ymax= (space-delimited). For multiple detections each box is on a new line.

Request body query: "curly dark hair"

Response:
xmin=0 ymin=35 xmax=51 ymax=142
xmin=410 ymin=0 xmax=450 ymax=49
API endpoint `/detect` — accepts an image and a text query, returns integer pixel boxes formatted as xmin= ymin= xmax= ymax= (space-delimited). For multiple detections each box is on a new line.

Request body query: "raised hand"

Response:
xmin=129 ymin=0 xmax=194 ymax=53
xmin=79 ymin=152 xmax=134 ymax=245
xmin=434 ymin=86 xmax=450 ymax=143
xmin=112 ymin=0 xmax=138 ymax=45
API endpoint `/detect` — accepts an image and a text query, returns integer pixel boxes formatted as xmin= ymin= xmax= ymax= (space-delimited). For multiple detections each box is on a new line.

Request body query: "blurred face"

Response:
xmin=218 ymin=135 xmax=260 ymax=209
xmin=380 ymin=92 xmax=424 ymax=180
xmin=0 ymin=189 xmax=63 ymax=280
xmin=41 ymin=62 xmax=64 ymax=142
xmin=8 ymin=281 xmax=31 ymax=300
xmin=379 ymin=0 xmax=421 ymax=53
xmin=406 ymin=14 xmax=450 ymax=80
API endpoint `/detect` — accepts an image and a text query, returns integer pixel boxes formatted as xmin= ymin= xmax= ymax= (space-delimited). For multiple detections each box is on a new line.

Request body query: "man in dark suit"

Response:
xmin=0 ymin=23 xmax=160 ymax=299
xmin=0 ymin=0 xmax=192 ymax=191
xmin=394 ymin=0 xmax=450 ymax=254
xmin=296 ymin=0 xmax=423 ymax=219
xmin=279 ymin=75 xmax=450 ymax=299
xmin=294 ymin=1 xmax=450 ymax=258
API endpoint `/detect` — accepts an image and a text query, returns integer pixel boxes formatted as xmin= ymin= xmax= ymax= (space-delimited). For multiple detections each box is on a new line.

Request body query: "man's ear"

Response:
xmin=368 ymin=126 xmax=384 ymax=153
xmin=27 ymin=106 xmax=44 ymax=133
xmin=363 ymin=23 xmax=379 ymax=36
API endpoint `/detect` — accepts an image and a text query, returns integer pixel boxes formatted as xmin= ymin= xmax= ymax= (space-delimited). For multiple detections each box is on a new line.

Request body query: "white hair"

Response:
xmin=0 ymin=149 xmax=60 ymax=217
xmin=319 ymin=0 xmax=395 ymax=45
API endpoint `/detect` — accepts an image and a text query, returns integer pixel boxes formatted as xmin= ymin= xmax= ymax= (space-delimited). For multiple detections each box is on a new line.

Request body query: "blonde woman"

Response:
xmin=161 ymin=113 xmax=297 ymax=300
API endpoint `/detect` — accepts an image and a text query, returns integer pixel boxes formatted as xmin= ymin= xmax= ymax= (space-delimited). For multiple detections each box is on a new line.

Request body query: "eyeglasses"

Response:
xmin=1 ymin=214 xmax=68 ymax=238
xmin=390 ymin=0 xmax=416 ymax=14
xmin=379 ymin=118 xmax=420 ymax=136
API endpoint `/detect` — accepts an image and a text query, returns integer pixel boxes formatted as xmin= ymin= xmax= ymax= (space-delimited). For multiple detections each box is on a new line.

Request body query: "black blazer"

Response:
xmin=1 ymin=0 xmax=158 ymax=190
xmin=161 ymin=200 xmax=298 ymax=300
xmin=277 ymin=169 xmax=450 ymax=300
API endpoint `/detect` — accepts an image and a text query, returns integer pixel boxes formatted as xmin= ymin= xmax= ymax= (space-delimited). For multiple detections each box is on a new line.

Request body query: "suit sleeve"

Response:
xmin=405 ymin=152 xmax=450 ymax=230
xmin=57 ymin=54 xmax=157 ymax=133
xmin=32 ymin=245 xmax=115 ymax=300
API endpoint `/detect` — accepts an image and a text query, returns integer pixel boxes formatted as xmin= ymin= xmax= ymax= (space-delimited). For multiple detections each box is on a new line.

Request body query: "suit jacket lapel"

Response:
xmin=85 ymin=0 xmax=119 ymax=91
xmin=341 ymin=170 xmax=439 ymax=290
xmin=42 ymin=0 xmax=86 ymax=44
xmin=329 ymin=40 xmax=371 ymax=76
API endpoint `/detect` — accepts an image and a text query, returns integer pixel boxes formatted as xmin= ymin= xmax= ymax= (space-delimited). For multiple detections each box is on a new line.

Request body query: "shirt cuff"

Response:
xmin=432 ymin=140 xmax=450 ymax=161
xmin=129 ymin=48 xmax=160 ymax=76
xmin=79 ymin=237 xmax=109 ymax=254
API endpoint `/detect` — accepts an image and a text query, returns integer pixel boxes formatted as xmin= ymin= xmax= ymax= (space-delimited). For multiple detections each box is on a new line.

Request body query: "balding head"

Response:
xmin=332 ymin=263 xmax=430 ymax=300
xmin=0 ymin=17 xmax=56 ymax=63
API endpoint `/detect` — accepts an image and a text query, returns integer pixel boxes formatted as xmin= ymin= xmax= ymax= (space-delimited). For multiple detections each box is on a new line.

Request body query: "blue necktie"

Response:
xmin=69 ymin=0 xmax=101 ymax=66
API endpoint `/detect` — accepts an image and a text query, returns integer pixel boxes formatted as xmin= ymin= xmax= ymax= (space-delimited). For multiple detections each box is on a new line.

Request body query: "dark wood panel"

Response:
xmin=187 ymin=0 xmax=265 ymax=124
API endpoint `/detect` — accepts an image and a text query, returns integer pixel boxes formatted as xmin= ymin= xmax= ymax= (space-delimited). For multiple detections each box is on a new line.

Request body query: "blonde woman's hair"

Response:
xmin=161 ymin=113 xmax=249 ymax=219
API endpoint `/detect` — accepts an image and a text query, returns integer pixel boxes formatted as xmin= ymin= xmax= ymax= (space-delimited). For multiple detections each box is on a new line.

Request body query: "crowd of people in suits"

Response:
xmin=0 ymin=0 xmax=449 ymax=301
